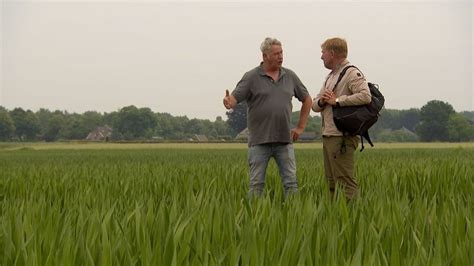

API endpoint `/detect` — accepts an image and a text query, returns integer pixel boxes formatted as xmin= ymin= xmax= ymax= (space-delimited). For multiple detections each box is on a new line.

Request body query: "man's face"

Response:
xmin=263 ymin=45 xmax=283 ymax=69
xmin=321 ymin=48 xmax=334 ymax=70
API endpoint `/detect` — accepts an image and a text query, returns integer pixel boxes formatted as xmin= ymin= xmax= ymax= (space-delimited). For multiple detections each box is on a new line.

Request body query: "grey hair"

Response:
xmin=260 ymin=37 xmax=282 ymax=54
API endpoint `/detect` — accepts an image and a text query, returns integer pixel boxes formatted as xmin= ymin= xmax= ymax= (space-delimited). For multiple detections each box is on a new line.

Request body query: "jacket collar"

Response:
xmin=332 ymin=59 xmax=350 ymax=75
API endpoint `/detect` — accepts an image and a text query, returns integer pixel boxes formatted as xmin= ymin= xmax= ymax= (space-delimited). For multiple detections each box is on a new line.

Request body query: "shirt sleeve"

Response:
xmin=292 ymin=72 xmax=310 ymax=102
xmin=231 ymin=72 xmax=251 ymax=104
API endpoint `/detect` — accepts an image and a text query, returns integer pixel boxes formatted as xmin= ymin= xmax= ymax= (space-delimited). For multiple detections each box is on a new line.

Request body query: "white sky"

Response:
xmin=1 ymin=0 xmax=473 ymax=120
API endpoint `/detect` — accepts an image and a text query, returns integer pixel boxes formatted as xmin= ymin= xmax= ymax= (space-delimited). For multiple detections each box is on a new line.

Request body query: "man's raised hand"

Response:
xmin=223 ymin=89 xmax=236 ymax=110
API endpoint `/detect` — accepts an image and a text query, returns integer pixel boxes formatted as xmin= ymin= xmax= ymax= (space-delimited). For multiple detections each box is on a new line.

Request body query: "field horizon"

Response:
xmin=1 ymin=141 xmax=473 ymax=151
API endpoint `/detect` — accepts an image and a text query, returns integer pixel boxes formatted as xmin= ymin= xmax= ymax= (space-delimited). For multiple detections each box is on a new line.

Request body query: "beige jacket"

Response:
xmin=312 ymin=60 xmax=371 ymax=136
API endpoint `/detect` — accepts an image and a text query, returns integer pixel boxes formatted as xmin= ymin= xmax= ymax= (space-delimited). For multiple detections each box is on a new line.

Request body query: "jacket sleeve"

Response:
xmin=312 ymin=85 xmax=326 ymax=112
xmin=313 ymin=74 xmax=332 ymax=112
xmin=337 ymin=69 xmax=371 ymax=107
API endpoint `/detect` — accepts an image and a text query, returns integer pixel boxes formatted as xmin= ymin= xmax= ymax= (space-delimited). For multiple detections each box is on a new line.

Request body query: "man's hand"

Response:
xmin=322 ymin=90 xmax=337 ymax=106
xmin=291 ymin=127 xmax=304 ymax=141
xmin=223 ymin=90 xmax=237 ymax=109
xmin=292 ymin=95 xmax=312 ymax=141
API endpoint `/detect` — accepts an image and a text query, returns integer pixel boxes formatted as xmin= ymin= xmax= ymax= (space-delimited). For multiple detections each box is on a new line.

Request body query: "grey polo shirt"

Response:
xmin=232 ymin=64 xmax=309 ymax=146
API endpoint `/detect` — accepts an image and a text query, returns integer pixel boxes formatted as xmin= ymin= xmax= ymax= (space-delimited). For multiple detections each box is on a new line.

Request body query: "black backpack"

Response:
xmin=331 ymin=65 xmax=385 ymax=151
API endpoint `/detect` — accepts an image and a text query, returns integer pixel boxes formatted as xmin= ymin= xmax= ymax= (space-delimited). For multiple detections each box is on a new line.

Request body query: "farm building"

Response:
xmin=85 ymin=125 xmax=112 ymax=141
xmin=194 ymin=134 xmax=208 ymax=142
xmin=235 ymin=128 xmax=249 ymax=140
xmin=299 ymin=132 xmax=317 ymax=141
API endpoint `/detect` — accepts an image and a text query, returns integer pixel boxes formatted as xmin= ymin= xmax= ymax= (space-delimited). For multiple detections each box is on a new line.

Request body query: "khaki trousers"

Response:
xmin=322 ymin=135 xmax=359 ymax=200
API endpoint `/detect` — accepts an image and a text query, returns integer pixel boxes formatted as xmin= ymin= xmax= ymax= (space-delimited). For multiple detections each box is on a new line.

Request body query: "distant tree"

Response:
xmin=384 ymin=109 xmax=401 ymax=129
xmin=61 ymin=113 xmax=86 ymax=140
xmin=35 ymin=108 xmax=52 ymax=139
xmin=416 ymin=100 xmax=455 ymax=141
xmin=10 ymin=108 xmax=41 ymax=141
xmin=0 ymin=109 xmax=15 ymax=141
xmin=58 ymin=111 xmax=105 ymax=140
xmin=9 ymin=108 xmax=27 ymax=139
xmin=307 ymin=116 xmax=322 ymax=135
xmin=155 ymin=112 xmax=174 ymax=138
xmin=82 ymin=111 xmax=104 ymax=132
xmin=171 ymin=116 xmax=189 ymax=140
xmin=447 ymin=113 xmax=474 ymax=142
xmin=372 ymin=109 xmax=414 ymax=130
xmin=25 ymin=110 xmax=41 ymax=140
xmin=103 ymin=111 xmax=119 ymax=129
xmin=376 ymin=128 xmax=419 ymax=142
xmin=44 ymin=113 xmax=66 ymax=142
xmin=136 ymin=107 xmax=156 ymax=134
xmin=369 ymin=108 xmax=421 ymax=140
xmin=460 ymin=111 xmax=474 ymax=123
xmin=214 ymin=116 xmax=230 ymax=139
xmin=369 ymin=108 xmax=390 ymax=136
xmin=114 ymin=106 xmax=156 ymax=139
xmin=399 ymin=108 xmax=420 ymax=132
xmin=291 ymin=111 xmax=321 ymax=135
xmin=194 ymin=119 xmax=214 ymax=138
xmin=226 ymin=102 xmax=247 ymax=137
xmin=186 ymin=118 xmax=205 ymax=135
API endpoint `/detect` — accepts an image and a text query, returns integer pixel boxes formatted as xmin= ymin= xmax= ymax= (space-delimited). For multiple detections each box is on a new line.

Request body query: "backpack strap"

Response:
xmin=333 ymin=137 xmax=347 ymax=159
xmin=332 ymin=65 xmax=356 ymax=91
xmin=332 ymin=65 xmax=367 ymax=91
xmin=359 ymin=132 xmax=375 ymax=152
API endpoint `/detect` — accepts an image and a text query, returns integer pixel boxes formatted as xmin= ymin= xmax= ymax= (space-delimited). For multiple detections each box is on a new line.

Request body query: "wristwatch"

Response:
xmin=335 ymin=97 xmax=340 ymax=107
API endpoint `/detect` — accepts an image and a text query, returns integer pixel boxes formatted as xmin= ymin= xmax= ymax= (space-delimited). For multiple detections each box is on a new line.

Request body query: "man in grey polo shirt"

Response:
xmin=223 ymin=37 xmax=312 ymax=198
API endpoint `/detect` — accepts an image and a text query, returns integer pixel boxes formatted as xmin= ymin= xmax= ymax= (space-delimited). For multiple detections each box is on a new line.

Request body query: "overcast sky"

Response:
xmin=1 ymin=0 xmax=473 ymax=120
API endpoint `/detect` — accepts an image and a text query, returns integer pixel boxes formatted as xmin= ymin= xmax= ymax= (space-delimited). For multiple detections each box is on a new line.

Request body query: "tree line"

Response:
xmin=0 ymin=105 xmax=229 ymax=141
xmin=0 ymin=100 xmax=473 ymax=142
xmin=372 ymin=100 xmax=474 ymax=142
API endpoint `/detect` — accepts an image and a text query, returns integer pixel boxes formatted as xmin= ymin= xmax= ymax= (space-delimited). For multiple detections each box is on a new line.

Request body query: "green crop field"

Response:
xmin=0 ymin=143 xmax=473 ymax=265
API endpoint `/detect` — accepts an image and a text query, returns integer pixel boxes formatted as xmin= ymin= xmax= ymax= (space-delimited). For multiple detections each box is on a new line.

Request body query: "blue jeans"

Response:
xmin=247 ymin=143 xmax=298 ymax=197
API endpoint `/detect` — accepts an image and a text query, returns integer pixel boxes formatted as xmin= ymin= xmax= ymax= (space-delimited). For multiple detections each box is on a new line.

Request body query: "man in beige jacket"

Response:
xmin=312 ymin=37 xmax=371 ymax=200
